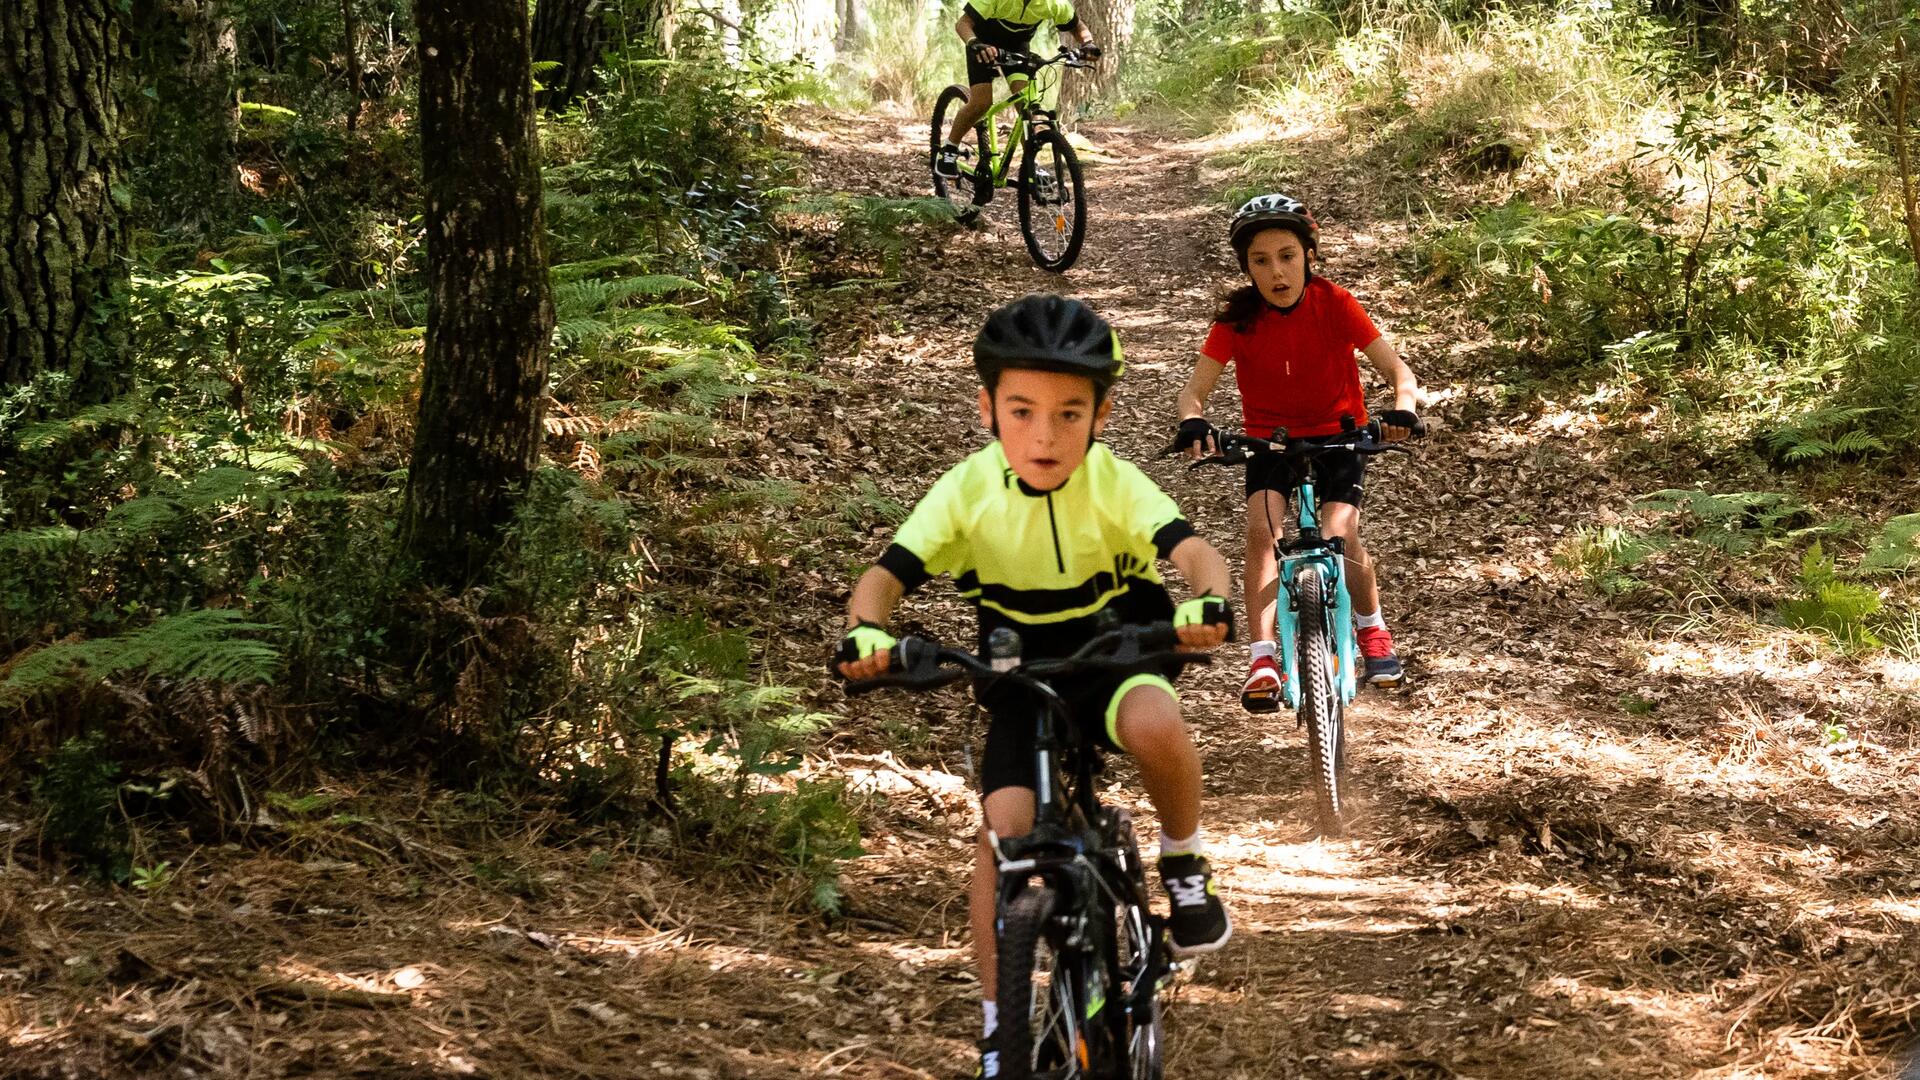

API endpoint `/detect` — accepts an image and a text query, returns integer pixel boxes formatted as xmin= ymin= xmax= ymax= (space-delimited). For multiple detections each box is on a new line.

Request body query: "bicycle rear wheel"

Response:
xmin=1017 ymin=127 xmax=1087 ymax=272
xmin=931 ymin=85 xmax=989 ymax=222
xmin=994 ymin=885 xmax=1084 ymax=1079
xmin=1296 ymin=565 xmax=1349 ymax=837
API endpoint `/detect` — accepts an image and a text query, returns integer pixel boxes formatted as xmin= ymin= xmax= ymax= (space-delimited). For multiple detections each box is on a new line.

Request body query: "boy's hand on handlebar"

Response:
xmin=1080 ymin=42 xmax=1103 ymax=60
xmin=1173 ymin=594 xmax=1235 ymax=649
xmin=967 ymin=39 xmax=999 ymax=63
xmin=835 ymin=622 xmax=896 ymax=680
xmin=1377 ymin=409 xmax=1420 ymax=442
xmin=1174 ymin=417 xmax=1219 ymax=460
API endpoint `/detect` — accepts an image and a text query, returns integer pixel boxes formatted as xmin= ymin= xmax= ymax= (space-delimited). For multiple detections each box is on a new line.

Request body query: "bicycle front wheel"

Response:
xmin=1017 ymin=127 xmax=1087 ymax=272
xmin=994 ymin=885 xmax=1084 ymax=1079
xmin=1296 ymin=565 xmax=1349 ymax=837
xmin=1109 ymin=817 xmax=1164 ymax=1079
xmin=931 ymin=84 xmax=989 ymax=221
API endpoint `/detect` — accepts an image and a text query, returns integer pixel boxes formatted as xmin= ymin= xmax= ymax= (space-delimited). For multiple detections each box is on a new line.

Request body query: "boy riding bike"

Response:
xmin=835 ymin=294 xmax=1233 ymax=1078
xmin=1173 ymin=194 xmax=1424 ymax=709
xmin=934 ymin=0 xmax=1101 ymax=179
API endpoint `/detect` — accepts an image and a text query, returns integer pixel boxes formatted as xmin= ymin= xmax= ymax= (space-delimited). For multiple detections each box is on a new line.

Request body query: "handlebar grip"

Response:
xmin=1136 ymin=623 xmax=1179 ymax=651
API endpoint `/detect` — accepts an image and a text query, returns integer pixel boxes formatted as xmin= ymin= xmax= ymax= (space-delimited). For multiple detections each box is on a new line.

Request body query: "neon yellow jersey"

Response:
xmin=964 ymin=0 xmax=1078 ymax=33
xmin=877 ymin=442 xmax=1195 ymax=651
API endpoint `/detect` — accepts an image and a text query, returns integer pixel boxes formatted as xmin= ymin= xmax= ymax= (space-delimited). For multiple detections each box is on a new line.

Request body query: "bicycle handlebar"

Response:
xmin=844 ymin=622 xmax=1211 ymax=698
xmin=971 ymin=45 xmax=1096 ymax=73
xmin=1170 ymin=419 xmax=1422 ymax=469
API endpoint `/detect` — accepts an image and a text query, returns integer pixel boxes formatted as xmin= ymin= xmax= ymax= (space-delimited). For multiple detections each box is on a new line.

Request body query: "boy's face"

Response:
xmin=978 ymin=368 xmax=1112 ymax=492
xmin=1245 ymin=228 xmax=1312 ymax=308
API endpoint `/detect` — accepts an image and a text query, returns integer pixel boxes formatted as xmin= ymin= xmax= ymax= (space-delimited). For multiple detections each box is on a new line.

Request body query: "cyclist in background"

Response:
xmin=836 ymin=294 xmax=1231 ymax=1078
xmin=934 ymin=0 xmax=1102 ymax=179
xmin=1173 ymin=194 xmax=1424 ymax=706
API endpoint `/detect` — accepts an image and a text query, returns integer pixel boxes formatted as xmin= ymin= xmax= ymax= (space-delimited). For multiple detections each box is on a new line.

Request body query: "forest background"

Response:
xmin=3 ymin=0 xmax=1920 ymax=1074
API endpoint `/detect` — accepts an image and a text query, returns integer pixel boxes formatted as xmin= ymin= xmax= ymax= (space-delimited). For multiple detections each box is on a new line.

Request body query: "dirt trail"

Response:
xmin=9 ymin=110 xmax=1920 ymax=1080
xmin=810 ymin=109 xmax=1920 ymax=1079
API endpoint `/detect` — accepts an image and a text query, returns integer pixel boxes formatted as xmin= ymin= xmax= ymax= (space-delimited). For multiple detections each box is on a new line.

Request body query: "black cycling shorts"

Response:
xmin=976 ymin=670 xmax=1178 ymax=796
xmin=963 ymin=9 xmax=1039 ymax=87
xmin=1244 ymin=439 xmax=1367 ymax=508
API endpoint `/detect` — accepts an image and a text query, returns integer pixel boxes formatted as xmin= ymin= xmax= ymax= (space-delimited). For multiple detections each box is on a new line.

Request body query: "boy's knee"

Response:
xmin=981 ymin=786 xmax=1035 ymax=839
xmin=1112 ymin=683 xmax=1186 ymax=754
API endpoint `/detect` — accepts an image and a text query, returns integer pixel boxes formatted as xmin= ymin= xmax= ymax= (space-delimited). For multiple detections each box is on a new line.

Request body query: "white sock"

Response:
xmin=942 ymin=140 xmax=961 ymax=151
xmin=982 ymin=999 xmax=997 ymax=1038
xmin=1159 ymin=830 xmax=1204 ymax=858
xmin=1250 ymin=640 xmax=1277 ymax=660
xmin=1355 ymin=609 xmax=1385 ymax=630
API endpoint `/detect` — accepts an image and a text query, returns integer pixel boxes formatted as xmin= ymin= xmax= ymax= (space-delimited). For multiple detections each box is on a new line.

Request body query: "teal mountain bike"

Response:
xmin=930 ymin=48 xmax=1091 ymax=272
xmin=1183 ymin=419 xmax=1418 ymax=836
xmin=849 ymin=622 xmax=1205 ymax=1078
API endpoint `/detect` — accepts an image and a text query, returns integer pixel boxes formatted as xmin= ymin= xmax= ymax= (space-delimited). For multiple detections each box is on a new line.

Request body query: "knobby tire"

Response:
xmin=931 ymin=85 xmax=990 ymax=222
xmin=1296 ymin=565 xmax=1348 ymax=836
xmin=1017 ymin=126 xmax=1087 ymax=272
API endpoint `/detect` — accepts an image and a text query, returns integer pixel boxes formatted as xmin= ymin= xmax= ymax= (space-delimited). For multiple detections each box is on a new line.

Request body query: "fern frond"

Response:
xmin=0 ymin=609 xmax=281 ymax=707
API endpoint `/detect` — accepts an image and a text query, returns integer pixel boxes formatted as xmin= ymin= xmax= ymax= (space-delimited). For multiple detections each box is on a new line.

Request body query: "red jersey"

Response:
xmin=1200 ymin=278 xmax=1382 ymax=439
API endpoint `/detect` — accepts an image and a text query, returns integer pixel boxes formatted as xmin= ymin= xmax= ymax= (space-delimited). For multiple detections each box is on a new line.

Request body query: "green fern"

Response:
xmin=1862 ymin=514 xmax=1920 ymax=575
xmin=1780 ymin=542 xmax=1884 ymax=650
xmin=1764 ymin=406 xmax=1889 ymax=464
xmin=1636 ymin=488 xmax=1823 ymax=554
xmin=1 ymin=609 xmax=282 ymax=707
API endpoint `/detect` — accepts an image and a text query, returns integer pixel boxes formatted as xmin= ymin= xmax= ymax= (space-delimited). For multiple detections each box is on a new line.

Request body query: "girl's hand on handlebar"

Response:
xmin=1377 ymin=409 xmax=1420 ymax=442
xmin=1174 ymin=417 xmax=1219 ymax=460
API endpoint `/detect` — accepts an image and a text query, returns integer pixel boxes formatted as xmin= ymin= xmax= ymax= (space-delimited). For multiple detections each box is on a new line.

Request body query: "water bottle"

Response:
xmin=988 ymin=626 xmax=1022 ymax=673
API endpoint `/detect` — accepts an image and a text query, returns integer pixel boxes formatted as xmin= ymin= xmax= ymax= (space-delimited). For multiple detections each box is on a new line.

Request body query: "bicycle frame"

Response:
xmin=972 ymin=60 xmax=1062 ymax=190
xmin=988 ymin=672 xmax=1171 ymax=1056
xmin=1273 ymin=478 xmax=1360 ymax=710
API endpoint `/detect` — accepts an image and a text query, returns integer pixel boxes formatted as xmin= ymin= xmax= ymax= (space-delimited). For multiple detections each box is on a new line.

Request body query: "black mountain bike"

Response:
xmin=929 ymin=48 xmax=1091 ymax=272
xmin=1177 ymin=418 xmax=1418 ymax=835
xmin=849 ymin=622 xmax=1208 ymax=1079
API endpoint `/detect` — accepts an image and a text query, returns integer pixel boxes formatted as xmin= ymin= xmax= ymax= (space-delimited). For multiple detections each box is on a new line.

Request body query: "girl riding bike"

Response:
xmin=1173 ymin=194 xmax=1425 ymax=709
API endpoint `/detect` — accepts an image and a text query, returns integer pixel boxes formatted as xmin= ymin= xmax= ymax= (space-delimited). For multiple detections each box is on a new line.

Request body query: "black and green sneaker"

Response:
xmin=1159 ymin=852 xmax=1231 ymax=956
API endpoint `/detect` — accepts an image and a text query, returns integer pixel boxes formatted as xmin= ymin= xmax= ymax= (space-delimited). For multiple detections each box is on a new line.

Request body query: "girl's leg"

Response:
xmin=1320 ymin=501 xmax=1380 ymax=615
xmin=1244 ymin=490 xmax=1288 ymax=641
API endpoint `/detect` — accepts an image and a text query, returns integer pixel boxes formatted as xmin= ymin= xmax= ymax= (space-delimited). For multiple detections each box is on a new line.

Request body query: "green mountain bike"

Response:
xmin=930 ymin=48 xmax=1091 ymax=273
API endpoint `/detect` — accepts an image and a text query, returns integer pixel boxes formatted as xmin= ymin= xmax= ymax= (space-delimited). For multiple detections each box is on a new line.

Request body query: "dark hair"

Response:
xmin=1213 ymin=285 xmax=1269 ymax=333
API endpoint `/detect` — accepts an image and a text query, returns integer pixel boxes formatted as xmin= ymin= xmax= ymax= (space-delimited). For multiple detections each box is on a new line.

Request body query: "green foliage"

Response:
xmin=31 ymin=733 xmax=128 ymax=878
xmin=1861 ymin=514 xmax=1920 ymax=576
xmin=130 ymin=861 xmax=178 ymax=893
xmin=1764 ymin=407 xmax=1889 ymax=464
xmin=1779 ymin=542 xmax=1883 ymax=649
xmin=1555 ymin=524 xmax=1655 ymax=596
xmin=0 ymin=610 xmax=280 ymax=708
xmin=1635 ymin=488 xmax=1833 ymax=554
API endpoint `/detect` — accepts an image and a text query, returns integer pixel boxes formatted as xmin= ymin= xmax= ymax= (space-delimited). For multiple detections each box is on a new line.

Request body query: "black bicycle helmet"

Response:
xmin=973 ymin=293 xmax=1126 ymax=396
xmin=1229 ymin=193 xmax=1319 ymax=267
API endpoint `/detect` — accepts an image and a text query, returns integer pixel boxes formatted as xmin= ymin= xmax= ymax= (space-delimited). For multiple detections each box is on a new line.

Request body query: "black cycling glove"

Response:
xmin=1081 ymin=42 xmax=1104 ymax=60
xmin=1378 ymin=409 xmax=1423 ymax=436
xmin=1174 ymin=417 xmax=1218 ymax=454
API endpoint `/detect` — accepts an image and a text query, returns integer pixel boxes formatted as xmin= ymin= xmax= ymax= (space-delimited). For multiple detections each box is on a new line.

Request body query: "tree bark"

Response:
xmin=1060 ymin=0 xmax=1133 ymax=113
xmin=834 ymin=0 xmax=858 ymax=54
xmin=403 ymin=0 xmax=555 ymax=589
xmin=0 ymin=0 xmax=130 ymax=411
xmin=342 ymin=0 xmax=365 ymax=132
xmin=1895 ymin=32 xmax=1920 ymax=269
xmin=531 ymin=0 xmax=606 ymax=112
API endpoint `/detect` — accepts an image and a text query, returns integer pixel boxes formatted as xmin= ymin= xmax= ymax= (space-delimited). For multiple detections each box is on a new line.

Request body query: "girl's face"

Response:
xmin=1244 ymin=228 xmax=1312 ymax=307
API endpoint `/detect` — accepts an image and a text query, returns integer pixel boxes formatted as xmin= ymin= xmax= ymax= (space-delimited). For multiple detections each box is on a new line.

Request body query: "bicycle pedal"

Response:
xmin=1240 ymin=688 xmax=1280 ymax=714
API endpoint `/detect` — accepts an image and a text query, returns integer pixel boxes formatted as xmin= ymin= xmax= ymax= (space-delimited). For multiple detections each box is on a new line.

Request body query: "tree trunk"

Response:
xmin=834 ymin=0 xmax=858 ymax=54
xmin=125 ymin=0 xmax=237 ymax=235
xmin=532 ymin=0 xmax=606 ymax=112
xmin=403 ymin=0 xmax=555 ymax=589
xmin=342 ymin=0 xmax=365 ymax=132
xmin=1895 ymin=33 xmax=1920 ymax=269
xmin=1059 ymin=0 xmax=1133 ymax=114
xmin=0 ymin=0 xmax=130 ymax=412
